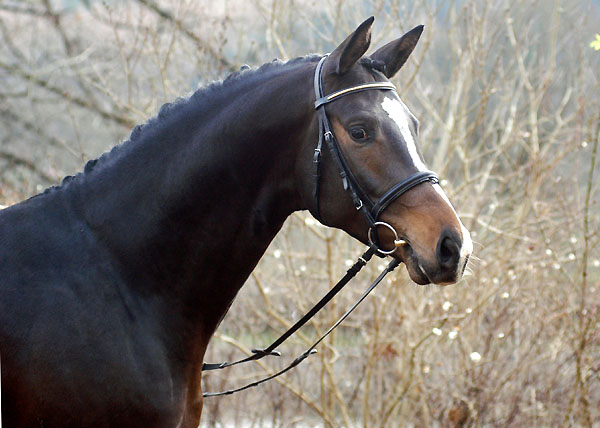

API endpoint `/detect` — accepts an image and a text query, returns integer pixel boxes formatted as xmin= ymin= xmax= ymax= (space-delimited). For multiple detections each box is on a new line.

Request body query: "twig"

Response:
xmin=0 ymin=60 xmax=135 ymax=128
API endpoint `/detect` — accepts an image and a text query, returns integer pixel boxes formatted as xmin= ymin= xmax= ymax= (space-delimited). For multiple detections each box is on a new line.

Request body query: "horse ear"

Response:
xmin=326 ymin=16 xmax=374 ymax=75
xmin=370 ymin=25 xmax=424 ymax=78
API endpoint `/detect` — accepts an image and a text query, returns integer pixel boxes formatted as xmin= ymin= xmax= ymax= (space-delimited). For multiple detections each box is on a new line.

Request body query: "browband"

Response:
xmin=314 ymin=82 xmax=396 ymax=109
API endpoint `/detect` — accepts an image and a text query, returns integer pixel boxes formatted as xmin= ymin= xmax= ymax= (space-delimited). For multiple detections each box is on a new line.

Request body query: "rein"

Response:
xmin=203 ymin=248 xmax=401 ymax=397
xmin=202 ymin=246 xmax=376 ymax=373
xmin=201 ymin=56 xmax=439 ymax=397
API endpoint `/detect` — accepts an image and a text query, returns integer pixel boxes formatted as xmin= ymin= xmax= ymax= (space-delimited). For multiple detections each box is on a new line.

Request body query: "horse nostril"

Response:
xmin=437 ymin=232 xmax=461 ymax=270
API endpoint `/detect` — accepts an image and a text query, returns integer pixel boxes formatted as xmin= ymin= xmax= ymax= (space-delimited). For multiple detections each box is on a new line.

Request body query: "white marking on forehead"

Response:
xmin=381 ymin=96 xmax=427 ymax=171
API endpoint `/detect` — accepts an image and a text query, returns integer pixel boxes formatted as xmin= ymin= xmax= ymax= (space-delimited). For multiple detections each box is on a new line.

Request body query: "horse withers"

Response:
xmin=0 ymin=17 xmax=471 ymax=427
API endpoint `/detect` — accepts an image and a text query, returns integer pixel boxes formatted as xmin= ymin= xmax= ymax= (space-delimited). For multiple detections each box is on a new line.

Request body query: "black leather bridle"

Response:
xmin=312 ymin=55 xmax=439 ymax=254
xmin=201 ymin=56 xmax=441 ymax=397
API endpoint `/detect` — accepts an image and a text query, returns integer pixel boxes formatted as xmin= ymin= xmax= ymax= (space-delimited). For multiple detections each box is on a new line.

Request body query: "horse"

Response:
xmin=0 ymin=17 xmax=472 ymax=427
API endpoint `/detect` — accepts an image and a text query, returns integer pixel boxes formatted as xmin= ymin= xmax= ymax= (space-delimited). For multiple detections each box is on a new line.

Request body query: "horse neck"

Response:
xmin=78 ymin=62 xmax=316 ymax=340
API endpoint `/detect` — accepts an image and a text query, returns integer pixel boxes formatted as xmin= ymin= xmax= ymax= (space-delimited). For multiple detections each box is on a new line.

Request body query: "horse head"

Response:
xmin=304 ymin=17 xmax=472 ymax=285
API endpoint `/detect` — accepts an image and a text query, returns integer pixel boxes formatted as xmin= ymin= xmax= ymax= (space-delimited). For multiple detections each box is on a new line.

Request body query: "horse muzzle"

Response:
xmin=392 ymin=225 xmax=472 ymax=286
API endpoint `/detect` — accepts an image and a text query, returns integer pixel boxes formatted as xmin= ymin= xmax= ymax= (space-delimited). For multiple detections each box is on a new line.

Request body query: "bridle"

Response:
xmin=312 ymin=55 xmax=439 ymax=254
xmin=201 ymin=56 xmax=440 ymax=397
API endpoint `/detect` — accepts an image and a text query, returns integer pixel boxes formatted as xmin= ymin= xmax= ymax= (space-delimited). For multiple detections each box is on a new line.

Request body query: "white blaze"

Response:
xmin=382 ymin=96 xmax=473 ymax=262
xmin=381 ymin=96 xmax=427 ymax=171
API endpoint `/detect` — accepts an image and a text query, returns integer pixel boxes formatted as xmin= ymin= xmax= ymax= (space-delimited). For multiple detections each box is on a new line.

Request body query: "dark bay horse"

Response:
xmin=0 ymin=18 xmax=471 ymax=427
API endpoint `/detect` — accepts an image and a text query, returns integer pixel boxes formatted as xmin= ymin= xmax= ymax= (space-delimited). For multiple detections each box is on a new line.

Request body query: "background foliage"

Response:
xmin=1 ymin=0 xmax=599 ymax=426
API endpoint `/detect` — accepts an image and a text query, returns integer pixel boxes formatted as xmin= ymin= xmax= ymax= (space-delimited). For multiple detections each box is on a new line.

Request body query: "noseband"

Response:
xmin=312 ymin=55 xmax=439 ymax=254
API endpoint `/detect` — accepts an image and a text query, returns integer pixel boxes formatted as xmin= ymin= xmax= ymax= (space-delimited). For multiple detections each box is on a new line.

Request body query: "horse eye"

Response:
xmin=350 ymin=127 xmax=368 ymax=141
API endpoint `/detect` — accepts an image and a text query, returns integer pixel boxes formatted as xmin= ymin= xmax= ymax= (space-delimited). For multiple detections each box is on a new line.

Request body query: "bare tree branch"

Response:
xmin=0 ymin=60 xmax=135 ymax=128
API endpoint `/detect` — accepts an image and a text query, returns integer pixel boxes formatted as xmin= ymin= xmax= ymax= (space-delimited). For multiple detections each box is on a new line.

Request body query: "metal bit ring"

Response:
xmin=368 ymin=221 xmax=407 ymax=255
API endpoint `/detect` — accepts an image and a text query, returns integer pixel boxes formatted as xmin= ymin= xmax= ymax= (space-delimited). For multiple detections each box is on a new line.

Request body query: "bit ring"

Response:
xmin=368 ymin=221 xmax=407 ymax=255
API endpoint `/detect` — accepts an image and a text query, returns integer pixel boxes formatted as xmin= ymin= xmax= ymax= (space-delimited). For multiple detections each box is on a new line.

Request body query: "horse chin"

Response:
xmin=406 ymin=263 xmax=431 ymax=285
xmin=393 ymin=246 xmax=431 ymax=285
xmin=406 ymin=260 xmax=432 ymax=285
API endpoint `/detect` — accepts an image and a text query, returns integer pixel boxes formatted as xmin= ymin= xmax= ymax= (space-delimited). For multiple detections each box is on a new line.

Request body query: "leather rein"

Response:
xmin=201 ymin=56 xmax=439 ymax=397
